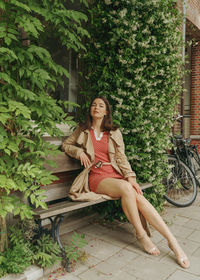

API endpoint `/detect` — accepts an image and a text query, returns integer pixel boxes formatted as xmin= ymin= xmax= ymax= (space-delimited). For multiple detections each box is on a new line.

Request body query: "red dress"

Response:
xmin=89 ymin=129 xmax=124 ymax=192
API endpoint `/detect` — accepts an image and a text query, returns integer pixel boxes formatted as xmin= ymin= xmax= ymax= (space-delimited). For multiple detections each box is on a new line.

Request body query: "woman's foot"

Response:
xmin=136 ymin=233 xmax=160 ymax=256
xmin=168 ymin=240 xmax=190 ymax=269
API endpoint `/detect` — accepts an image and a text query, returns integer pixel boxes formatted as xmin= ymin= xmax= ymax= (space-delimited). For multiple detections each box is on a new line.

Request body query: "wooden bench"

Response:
xmin=33 ymin=152 xmax=153 ymax=270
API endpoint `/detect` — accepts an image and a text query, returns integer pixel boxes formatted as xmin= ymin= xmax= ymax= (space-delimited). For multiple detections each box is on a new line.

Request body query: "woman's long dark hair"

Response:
xmin=80 ymin=96 xmax=119 ymax=132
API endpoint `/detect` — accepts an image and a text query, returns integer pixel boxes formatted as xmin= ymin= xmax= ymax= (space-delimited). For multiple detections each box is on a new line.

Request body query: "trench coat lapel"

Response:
xmin=84 ymin=130 xmax=95 ymax=162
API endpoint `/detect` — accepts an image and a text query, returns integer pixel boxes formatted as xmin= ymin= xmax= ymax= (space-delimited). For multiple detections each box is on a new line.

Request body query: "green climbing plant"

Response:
xmin=0 ymin=0 xmax=89 ymax=252
xmin=81 ymin=0 xmax=184 ymax=215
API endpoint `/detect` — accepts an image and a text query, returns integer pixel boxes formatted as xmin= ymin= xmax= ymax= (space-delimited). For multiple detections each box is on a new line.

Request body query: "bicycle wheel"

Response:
xmin=163 ymin=155 xmax=197 ymax=207
xmin=189 ymin=148 xmax=200 ymax=187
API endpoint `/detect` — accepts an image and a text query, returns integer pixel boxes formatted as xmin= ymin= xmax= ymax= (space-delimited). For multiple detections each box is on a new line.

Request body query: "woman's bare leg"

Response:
xmin=96 ymin=178 xmax=160 ymax=255
xmin=135 ymin=192 xmax=189 ymax=268
xmin=96 ymin=178 xmax=189 ymax=268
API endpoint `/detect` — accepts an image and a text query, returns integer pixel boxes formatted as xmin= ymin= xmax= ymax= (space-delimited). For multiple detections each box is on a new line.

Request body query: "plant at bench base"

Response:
xmin=0 ymin=232 xmax=61 ymax=276
xmin=0 ymin=0 xmax=89 ymax=252
xmin=0 ymin=225 xmax=34 ymax=275
xmin=33 ymin=234 xmax=62 ymax=268
xmin=65 ymin=232 xmax=88 ymax=266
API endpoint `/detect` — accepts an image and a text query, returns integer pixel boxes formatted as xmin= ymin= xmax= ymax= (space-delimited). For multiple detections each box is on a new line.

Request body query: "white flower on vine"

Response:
xmin=105 ymin=0 xmax=111 ymax=5
xmin=94 ymin=43 xmax=101 ymax=49
xmin=114 ymin=19 xmax=119 ymax=24
xmin=147 ymin=17 xmax=154 ymax=24
xmin=119 ymin=8 xmax=127 ymax=18
xmin=132 ymin=155 xmax=140 ymax=160
xmin=142 ymin=28 xmax=149 ymax=34
xmin=126 ymin=81 xmax=132 ymax=87
xmin=141 ymin=57 xmax=147 ymax=63
xmin=146 ymin=148 xmax=152 ymax=152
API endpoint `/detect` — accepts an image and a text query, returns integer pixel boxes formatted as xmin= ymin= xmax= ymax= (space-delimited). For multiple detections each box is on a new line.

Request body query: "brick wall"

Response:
xmin=190 ymin=41 xmax=200 ymax=151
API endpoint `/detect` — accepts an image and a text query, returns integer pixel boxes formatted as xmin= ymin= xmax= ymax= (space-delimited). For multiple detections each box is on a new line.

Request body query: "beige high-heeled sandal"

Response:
xmin=136 ymin=233 xmax=160 ymax=256
xmin=168 ymin=242 xmax=190 ymax=269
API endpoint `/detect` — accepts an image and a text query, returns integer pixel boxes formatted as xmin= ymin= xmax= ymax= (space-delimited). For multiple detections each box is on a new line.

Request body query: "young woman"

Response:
xmin=62 ymin=96 xmax=190 ymax=269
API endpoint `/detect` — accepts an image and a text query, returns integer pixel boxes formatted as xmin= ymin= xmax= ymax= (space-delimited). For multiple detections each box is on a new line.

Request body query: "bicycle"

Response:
xmin=163 ymin=116 xmax=197 ymax=207
xmin=169 ymin=115 xmax=200 ymax=188
xmin=186 ymin=143 xmax=200 ymax=187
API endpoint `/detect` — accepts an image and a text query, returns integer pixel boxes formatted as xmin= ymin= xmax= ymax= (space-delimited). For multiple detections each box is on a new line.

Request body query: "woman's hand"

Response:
xmin=79 ymin=152 xmax=92 ymax=168
xmin=127 ymin=177 xmax=143 ymax=195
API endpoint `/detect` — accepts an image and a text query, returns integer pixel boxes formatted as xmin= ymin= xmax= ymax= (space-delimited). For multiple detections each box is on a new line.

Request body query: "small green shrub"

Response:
xmin=65 ymin=231 xmax=88 ymax=263
xmin=1 ymin=243 xmax=33 ymax=274
xmin=33 ymin=235 xmax=61 ymax=268
xmin=0 ymin=222 xmax=88 ymax=276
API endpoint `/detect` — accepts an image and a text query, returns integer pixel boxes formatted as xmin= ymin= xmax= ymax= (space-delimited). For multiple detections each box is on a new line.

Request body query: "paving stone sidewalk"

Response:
xmin=52 ymin=192 xmax=200 ymax=280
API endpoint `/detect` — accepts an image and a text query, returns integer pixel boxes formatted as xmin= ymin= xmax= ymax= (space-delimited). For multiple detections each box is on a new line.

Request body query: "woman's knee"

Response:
xmin=120 ymin=181 xmax=136 ymax=197
xmin=136 ymin=193 xmax=149 ymax=208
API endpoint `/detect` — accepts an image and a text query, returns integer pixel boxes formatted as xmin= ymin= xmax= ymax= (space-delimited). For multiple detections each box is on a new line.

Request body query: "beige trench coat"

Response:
xmin=62 ymin=126 xmax=151 ymax=236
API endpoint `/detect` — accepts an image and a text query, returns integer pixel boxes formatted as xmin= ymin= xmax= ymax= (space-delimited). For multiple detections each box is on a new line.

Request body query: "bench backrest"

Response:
xmin=43 ymin=152 xmax=82 ymax=203
xmin=42 ymin=152 xmax=153 ymax=204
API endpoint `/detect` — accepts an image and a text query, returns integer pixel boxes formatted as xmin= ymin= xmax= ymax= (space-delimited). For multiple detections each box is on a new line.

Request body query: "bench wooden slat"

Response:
xmin=41 ymin=182 xmax=152 ymax=203
xmin=41 ymin=182 xmax=71 ymax=202
xmin=34 ymin=182 xmax=152 ymax=219
xmin=34 ymin=198 xmax=107 ymax=219
xmin=44 ymin=153 xmax=81 ymax=173
xmin=140 ymin=182 xmax=153 ymax=190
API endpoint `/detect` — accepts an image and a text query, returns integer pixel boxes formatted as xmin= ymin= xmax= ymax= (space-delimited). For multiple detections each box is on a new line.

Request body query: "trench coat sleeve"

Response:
xmin=62 ymin=127 xmax=84 ymax=160
xmin=114 ymin=130 xmax=136 ymax=179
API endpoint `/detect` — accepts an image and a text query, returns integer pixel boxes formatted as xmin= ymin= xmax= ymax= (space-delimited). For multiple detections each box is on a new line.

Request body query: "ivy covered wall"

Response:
xmin=81 ymin=0 xmax=184 ymax=213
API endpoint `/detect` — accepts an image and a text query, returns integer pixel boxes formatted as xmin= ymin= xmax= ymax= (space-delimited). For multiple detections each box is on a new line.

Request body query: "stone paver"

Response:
xmin=70 ymin=255 xmax=101 ymax=276
xmin=158 ymin=236 xmax=199 ymax=255
xmin=82 ymin=236 xmax=121 ymax=261
xmin=192 ymin=246 xmax=200 ymax=258
xmin=78 ymin=267 xmax=110 ymax=280
xmin=24 ymin=266 xmax=43 ymax=280
xmin=94 ymin=227 xmax=135 ymax=248
xmin=184 ymin=218 xmax=200 ymax=231
xmin=167 ymin=224 xmax=194 ymax=239
xmin=122 ymin=255 xmax=176 ymax=280
xmin=58 ymin=275 xmax=80 ymax=280
xmin=104 ymin=248 xmax=139 ymax=267
xmin=187 ymin=230 xmax=200 ymax=243
xmin=109 ymin=270 xmax=137 ymax=280
xmin=167 ymin=270 xmax=200 ymax=280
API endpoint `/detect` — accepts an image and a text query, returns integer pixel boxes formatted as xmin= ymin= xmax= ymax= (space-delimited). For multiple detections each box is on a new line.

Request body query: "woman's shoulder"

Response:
xmin=110 ymin=128 xmax=122 ymax=136
xmin=109 ymin=128 xmax=124 ymax=145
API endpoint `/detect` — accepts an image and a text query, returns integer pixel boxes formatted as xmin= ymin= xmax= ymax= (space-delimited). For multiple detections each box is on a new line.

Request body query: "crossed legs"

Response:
xmin=96 ymin=178 xmax=190 ymax=268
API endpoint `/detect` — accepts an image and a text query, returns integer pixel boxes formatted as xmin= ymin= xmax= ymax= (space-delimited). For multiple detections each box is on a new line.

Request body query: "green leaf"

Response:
xmin=0 ymin=113 xmax=11 ymax=124
xmin=4 ymin=36 xmax=12 ymax=45
xmin=8 ymin=141 xmax=19 ymax=153
xmin=10 ymin=0 xmax=31 ymax=12
xmin=0 ymin=47 xmax=18 ymax=60
xmin=0 ymin=1 xmax=6 ymax=10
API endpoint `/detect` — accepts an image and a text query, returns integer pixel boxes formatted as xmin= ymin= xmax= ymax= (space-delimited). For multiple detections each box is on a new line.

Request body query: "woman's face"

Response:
xmin=90 ymin=98 xmax=107 ymax=120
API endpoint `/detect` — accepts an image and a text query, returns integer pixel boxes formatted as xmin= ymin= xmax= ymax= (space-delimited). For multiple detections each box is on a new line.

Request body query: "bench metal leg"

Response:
xmin=54 ymin=215 xmax=64 ymax=249
xmin=34 ymin=219 xmax=43 ymax=239
xmin=48 ymin=217 xmax=55 ymax=241
xmin=53 ymin=215 xmax=70 ymax=272
xmin=35 ymin=215 xmax=71 ymax=272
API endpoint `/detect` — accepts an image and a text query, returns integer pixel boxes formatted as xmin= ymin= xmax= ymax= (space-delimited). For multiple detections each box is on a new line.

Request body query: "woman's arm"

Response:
xmin=62 ymin=127 xmax=92 ymax=168
xmin=127 ymin=176 xmax=143 ymax=195
xmin=115 ymin=130 xmax=143 ymax=195
xmin=62 ymin=127 xmax=84 ymax=160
